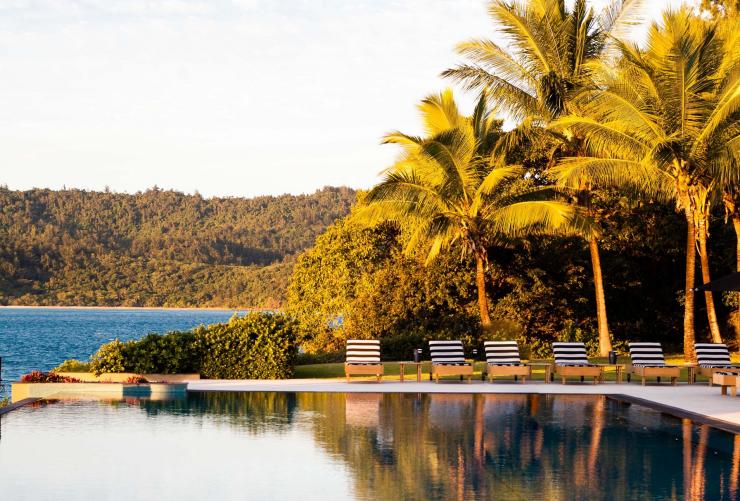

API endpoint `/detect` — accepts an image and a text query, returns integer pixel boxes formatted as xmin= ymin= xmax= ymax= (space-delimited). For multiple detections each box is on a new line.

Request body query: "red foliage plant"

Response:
xmin=20 ymin=371 xmax=82 ymax=383
xmin=123 ymin=376 xmax=148 ymax=384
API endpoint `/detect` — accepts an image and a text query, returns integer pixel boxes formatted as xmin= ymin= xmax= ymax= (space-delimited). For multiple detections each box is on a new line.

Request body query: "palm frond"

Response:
xmin=550 ymin=156 xmax=667 ymax=196
xmin=455 ymin=39 xmax=538 ymax=93
xmin=417 ymin=89 xmax=464 ymax=136
xmin=442 ymin=65 xmax=541 ymax=122
xmin=489 ymin=0 xmax=551 ymax=75
xmin=550 ymin=115 xmax=649 ymax=159
xmin=487 ymin=200 xmax=597 ymax=238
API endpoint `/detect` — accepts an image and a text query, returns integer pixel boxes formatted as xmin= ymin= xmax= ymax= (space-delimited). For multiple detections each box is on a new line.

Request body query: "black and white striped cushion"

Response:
xmin=629 ymin=342 xmax=672 ymax=367
xmin=429 ymin=340 xmax=468 ymax=365
xmin=484 ymin=341 xmax=522 ymax=365
xmin=553 ymin=342 xmax=590 ymax=366
xmin=346 ymin=340 xmax=381 ymax=364
xmin=695 ymin=343 xmax=738 ymax=368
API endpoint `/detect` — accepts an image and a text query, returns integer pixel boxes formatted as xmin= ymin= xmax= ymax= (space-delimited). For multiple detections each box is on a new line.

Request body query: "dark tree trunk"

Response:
xmin=696 ymin=217 xmax=722 ymax=343
xmin=733 ymin=214 xmax=740 ymax=347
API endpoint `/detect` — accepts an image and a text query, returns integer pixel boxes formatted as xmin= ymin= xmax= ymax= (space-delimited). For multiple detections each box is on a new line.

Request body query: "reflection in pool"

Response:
xmin=0 ymin=393 xmax=737 ymax=500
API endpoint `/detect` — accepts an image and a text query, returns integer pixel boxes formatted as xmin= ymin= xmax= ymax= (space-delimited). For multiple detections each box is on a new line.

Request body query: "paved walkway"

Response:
xmin=188 ymin=379 xmax=740 ymax=431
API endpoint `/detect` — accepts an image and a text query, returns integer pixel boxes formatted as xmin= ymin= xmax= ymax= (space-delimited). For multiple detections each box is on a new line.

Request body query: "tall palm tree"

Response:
xmin=704 ymin=0 xmax=740 ymax=346
xmin=550 ymin=8 xmax=739 ymax=359
xmin=357 ymin=90 xmax=591 ymax=332
xmin=442 ymin=0 xmax=646 ymax=355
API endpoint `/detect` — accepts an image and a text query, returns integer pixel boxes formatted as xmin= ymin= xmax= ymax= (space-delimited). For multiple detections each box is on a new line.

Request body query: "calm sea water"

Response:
xmin=0 ymin=307 xmax=245 ymax=391
xmin=0 ymin=393 xmax=736 ymax=500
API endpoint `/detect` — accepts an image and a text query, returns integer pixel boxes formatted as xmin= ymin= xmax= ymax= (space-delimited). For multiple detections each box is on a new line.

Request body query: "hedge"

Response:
xmin=197 ymin=313 xmax=297 ymax=379
xmin=88 ymin=312 xmax=298 ymax=379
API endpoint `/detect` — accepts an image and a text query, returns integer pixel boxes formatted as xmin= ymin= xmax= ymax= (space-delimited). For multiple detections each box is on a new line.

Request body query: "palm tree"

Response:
xmin=704 ymin=0 xmax=740 ymax=346
xmin=549 ymin=8 xmax=739 ymax=359
xmin=356 ymin=90 xmax=591 ymax=332
xmin=441 ymin=0 xmax=647 ymax=355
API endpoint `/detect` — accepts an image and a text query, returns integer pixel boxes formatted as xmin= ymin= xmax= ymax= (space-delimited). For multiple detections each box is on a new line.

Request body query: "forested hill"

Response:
xmin=0 ymin=186 xmax=356 ymax=307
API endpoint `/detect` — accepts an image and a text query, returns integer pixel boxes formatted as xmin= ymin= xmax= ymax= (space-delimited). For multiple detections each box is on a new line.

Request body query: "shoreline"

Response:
xmin=0 ymin=305 xmax=272 ymax=312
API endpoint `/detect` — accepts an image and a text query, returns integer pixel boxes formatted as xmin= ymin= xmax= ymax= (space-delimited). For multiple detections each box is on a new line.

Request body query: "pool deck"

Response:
xmin=188 ymin=379 xmax=740 ymax=432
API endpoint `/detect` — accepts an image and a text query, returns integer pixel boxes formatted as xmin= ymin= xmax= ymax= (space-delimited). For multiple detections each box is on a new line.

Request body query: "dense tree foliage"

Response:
xmin=0 ymin=186 xmax=355 ymax=306
xmin=288 ymin=183 xmax=738 ymax=357
xmin=286 ymin=216 xmax=401 ymax=353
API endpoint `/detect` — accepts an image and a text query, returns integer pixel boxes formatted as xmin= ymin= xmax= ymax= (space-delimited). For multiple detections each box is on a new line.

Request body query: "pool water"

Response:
xmin=0 ymin=393 xmax=737 ymax=500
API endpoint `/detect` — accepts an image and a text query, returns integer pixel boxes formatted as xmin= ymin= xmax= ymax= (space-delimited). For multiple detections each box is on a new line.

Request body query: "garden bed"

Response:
xmin=54 ymin=372 xmax=200 ymax=383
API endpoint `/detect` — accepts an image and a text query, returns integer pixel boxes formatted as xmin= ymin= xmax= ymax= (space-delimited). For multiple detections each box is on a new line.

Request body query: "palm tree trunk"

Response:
xmin=696 ymin=218 xmax=722 ymax=343
xmin=589 ymin=236 xmax=612 ymax=356
xmin=475 ymin=253 xmax=492 ymax=328
xmin=734 ymin=214 xmax=740 ymax=347
xmin=684 ymin=211 xmax=697 ymax=362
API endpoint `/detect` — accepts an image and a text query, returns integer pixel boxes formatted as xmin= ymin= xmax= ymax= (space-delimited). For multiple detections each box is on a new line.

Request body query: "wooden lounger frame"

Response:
xmin=554 ymin=365 xmax=602 ymax=384
xmin=431 ymin=364 xmax=473 ymax=383
xmin=699 ymin=366 xmax=740 ymax=384
xmin=485 ymin=364 xmax=531 ymax=383
xmin=626 ymin=365 xmax=679 ymax=385
xmin=713 ymin=373 xmax=738 ymax=396
xmin=344 ymin=363 xmax=383 ymax=382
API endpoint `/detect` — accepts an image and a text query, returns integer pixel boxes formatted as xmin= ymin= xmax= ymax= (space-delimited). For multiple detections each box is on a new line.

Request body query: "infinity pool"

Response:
xmin=0 ymin=393 xmax=737 ymax=500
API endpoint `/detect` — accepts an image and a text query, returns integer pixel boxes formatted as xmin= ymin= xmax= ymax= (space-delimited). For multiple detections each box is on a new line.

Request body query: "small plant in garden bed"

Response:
xmin=53 ymin=359 xmax=91 ymax=372
xmin=123 ymin=376 xmax=149 ymax=384
xmin=20 ymin=371 xmax=82 ymax=383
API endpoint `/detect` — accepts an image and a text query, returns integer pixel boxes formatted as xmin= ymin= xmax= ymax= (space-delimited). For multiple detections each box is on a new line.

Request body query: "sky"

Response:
xmin=0 ymin=0 xmax=690 ymax=198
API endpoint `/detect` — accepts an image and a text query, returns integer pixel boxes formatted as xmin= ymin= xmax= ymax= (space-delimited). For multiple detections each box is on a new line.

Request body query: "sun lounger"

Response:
xmin=345 ymin=340 xmax=383 ymax=382
xmin=626 ymin=342 xmax=679 ymax=385
xmin=695 ymin=343 xmax=740 ymax=384
xmin=552 ymin=342 xmax=602 ymax=384
xmin=483 ymin=341 xmax=531 ymax=383
xmin=712 ymin=372 xmax=738 ymax=396
xmin=429 ymin=340 xmax=473 ymax=383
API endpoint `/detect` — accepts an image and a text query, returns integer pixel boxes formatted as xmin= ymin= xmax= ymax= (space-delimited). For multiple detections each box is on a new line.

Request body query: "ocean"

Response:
xmin=0 ymin=307 xmax=246 ymax=395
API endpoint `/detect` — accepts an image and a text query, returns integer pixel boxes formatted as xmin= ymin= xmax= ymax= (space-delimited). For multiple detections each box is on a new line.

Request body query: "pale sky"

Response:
xmin=0 ymin=0 xmax=688 ymax=198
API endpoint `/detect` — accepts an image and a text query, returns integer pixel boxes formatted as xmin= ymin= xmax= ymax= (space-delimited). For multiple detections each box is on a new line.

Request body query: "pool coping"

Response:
xmin=605 ymin=394 xmax=740 ymax=435
xmin=0 ymin=398 xmax=41 ymax=416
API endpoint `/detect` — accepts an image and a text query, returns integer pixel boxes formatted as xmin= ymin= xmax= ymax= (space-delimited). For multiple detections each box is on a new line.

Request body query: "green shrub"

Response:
xmin=197 ymin=313 xmax=298 ymax=379
xmin=296 ymin=350 xmax=344 ymax=365
xmin=52 ymin=359 xmax=91 ymax=373
xmin=86 ymin=312 xmax=298 ymax=379
xmin=89 ymin=339 xmax=127 ymax=375
xmin=380 ymin=332 xmax=426 ymax=361
xmin=124 ymin=331 xmax=200 ymax=374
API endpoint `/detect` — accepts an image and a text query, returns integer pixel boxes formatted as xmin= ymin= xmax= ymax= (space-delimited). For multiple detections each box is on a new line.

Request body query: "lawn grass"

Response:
xmin=293 ymin=354 xmax=739 ymax=383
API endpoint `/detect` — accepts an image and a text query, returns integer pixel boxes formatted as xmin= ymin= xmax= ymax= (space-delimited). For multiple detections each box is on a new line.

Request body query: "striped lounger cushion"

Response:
xmin=695 ymin=343 xmax=740 ymax=369
xmin=484 ymin=341 xmax=523 ymax=365
xmin=629 ymin=342 xmax=676 ymax=367
xmin=553 ymin=342 xmax=592 ymax=366
xmin=346 ymin=340 xmax=381 ymax=364
xmin=430 ymin=340 xmax=469 ymax=365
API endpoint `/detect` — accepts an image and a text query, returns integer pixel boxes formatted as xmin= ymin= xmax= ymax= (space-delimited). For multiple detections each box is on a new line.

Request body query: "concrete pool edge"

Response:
xmin=605 ymin=394 xmax=740 ymax=435
xmin=0 ymin=397 xmax=41 ymax=416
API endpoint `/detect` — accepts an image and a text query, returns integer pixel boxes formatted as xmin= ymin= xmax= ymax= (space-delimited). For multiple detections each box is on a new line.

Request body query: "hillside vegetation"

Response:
xmin=0 ymin=186 xmax=355 ymax=307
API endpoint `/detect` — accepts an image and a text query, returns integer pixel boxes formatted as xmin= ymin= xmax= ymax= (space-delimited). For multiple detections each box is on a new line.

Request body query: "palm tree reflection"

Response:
xmin=177 ymin=392 xmax=737 ymax=500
